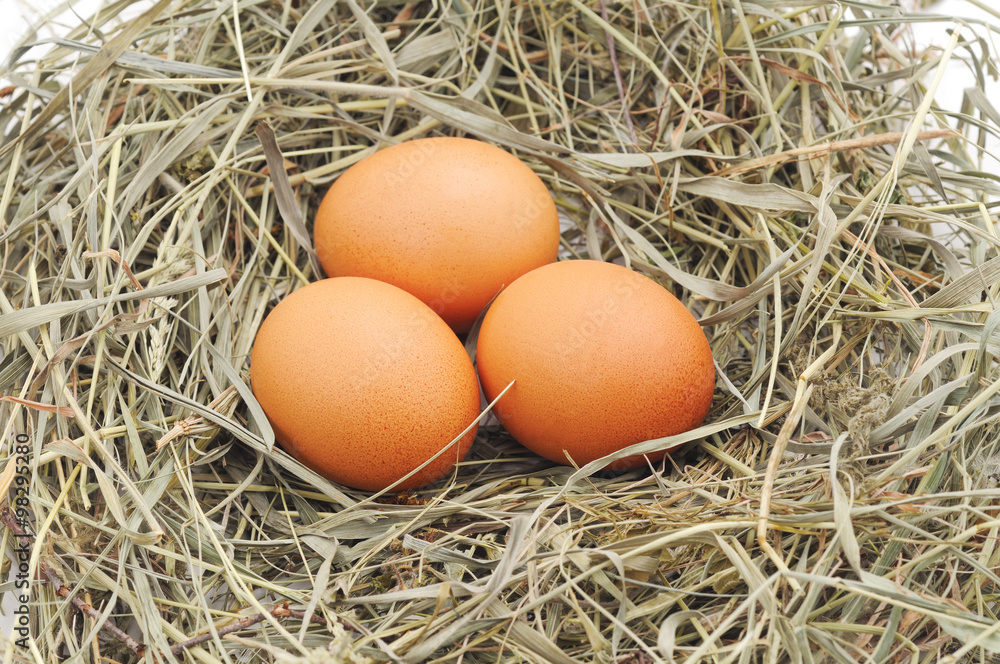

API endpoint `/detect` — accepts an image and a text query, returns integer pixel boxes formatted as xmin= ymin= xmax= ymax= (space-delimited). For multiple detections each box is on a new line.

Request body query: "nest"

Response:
xmin=3 ymin=0 xmax=1000 ymax=662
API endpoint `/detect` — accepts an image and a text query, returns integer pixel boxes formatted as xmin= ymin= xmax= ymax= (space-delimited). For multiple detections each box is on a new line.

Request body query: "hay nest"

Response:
xmin=3 ymin=0 xmax=1000 ymax=662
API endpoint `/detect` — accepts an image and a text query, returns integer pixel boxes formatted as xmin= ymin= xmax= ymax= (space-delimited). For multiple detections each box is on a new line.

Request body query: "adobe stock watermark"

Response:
xmin=509 ymin=184 xmax=556 ymax=237
xmin=346 ymin=303 xmax=439 ymax=394
xmin=553 ymin=275 xmax=642 ymax=362
xmin=424 ymin=274 xmax=465 ymax=321
xmin=10 ymin=433 xmax=31 ymax=650
xmin=344 ymin=275 xmax=476 ymax=396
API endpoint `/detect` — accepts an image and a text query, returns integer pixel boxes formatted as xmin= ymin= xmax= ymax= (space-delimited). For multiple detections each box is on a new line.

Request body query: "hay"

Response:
xmin=3 ymin=0 xmax=1000 ymax=662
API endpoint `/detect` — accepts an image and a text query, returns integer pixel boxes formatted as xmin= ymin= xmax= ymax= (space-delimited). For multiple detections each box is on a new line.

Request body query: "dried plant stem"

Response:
xmin=598 ymin=0 xmax=638 ymax=146
xmin=713 ymin=128 xmax=956 ymax=176
xmin=0 ymin=507 xmax=147 ymax=658
xmin=81 ymin=250 xmax=144 ymax=292
xmin=169 ymin=606 xmax=329 ymax=655
xmin=757 ymin=328 xmax=841 ymax=575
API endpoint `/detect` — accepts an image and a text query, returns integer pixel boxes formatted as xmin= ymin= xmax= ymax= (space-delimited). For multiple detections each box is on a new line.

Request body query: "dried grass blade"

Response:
xmin=408 ymin=91 xmax=569 ymax=155
xmin=255 ymin=121 xmax=320 ymax=277
xmin=921 ymin=256 xmax=1000 ymax=308
xmin=346 ymin=0 xmax=399 ymax=84
xmin=40 ymin=38 xmax=237 ymax=76
xmin=829 ymin=434 xmax=863 ymax=576
xmin=677 ymin=177 xmax=819 ymax=212
xmin=0 ymin=269 xmax=227 ymax=338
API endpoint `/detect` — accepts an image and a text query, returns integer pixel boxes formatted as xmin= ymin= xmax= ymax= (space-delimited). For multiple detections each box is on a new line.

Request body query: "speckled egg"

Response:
xmin=313 ymin=137 xmax=560 ymax=333
xmin=250 ymin=277 xmax=481 ymax=492
xmin=475 ymin=260 xmax=715 ymax=469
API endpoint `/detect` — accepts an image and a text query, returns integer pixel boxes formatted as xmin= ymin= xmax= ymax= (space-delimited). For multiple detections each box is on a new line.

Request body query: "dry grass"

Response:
xmin=2 ymin=0 xmax=1000 ymax=662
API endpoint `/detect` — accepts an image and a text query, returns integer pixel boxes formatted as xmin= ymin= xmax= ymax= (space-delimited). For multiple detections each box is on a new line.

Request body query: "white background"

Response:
xmin=0 ymin=0 xmax=997 ymax=647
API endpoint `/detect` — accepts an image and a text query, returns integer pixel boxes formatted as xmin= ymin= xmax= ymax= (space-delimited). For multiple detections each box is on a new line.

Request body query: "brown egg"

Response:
xmin=476 ymin=260 xmax=715 ymax=469
xmin=250 ymin=277 xmax=481 ymax=492
xmin=313 ymin=137 xmax=560 ymax=334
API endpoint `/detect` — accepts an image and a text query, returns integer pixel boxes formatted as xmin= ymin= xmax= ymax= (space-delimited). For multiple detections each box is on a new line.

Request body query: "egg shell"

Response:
xmin=250 ymin=277 xmax=481 ymax=492
xmin=475 ymin=260 xmax=715 ymax=469
xmin=313 ymin=137 xmax=560 ymax=333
